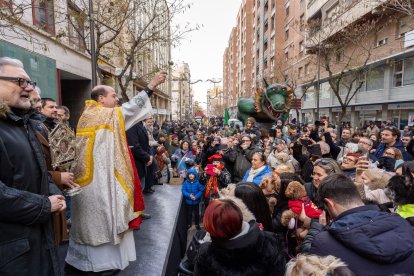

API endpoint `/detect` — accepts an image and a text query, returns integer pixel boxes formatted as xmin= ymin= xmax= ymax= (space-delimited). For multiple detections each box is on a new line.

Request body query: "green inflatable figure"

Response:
xmin=237 ymin=79 xmax=293 ymax=126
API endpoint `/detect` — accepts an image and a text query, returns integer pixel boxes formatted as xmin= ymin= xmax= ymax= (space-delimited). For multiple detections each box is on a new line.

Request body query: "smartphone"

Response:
xmin=301 ymin=139 xmax=310 ymax=147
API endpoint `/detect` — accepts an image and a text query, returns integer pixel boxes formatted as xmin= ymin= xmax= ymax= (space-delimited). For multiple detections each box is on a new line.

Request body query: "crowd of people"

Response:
xmin=2 ymin=54 xmax=414 ymax=275
xmin=155 ymin=116 xmax=414 ymax=275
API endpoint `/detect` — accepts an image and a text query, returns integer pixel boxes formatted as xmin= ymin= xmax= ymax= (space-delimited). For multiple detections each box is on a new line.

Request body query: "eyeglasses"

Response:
xmin=358 ymin=140 xmax=372 ymax=146
xmin=0 ymin=76 xmax=36 ymax=89
xmin=343 ymin=157 xmax=357 ymax=163
xmin=314 ymin=158 xmax=331 ymax=166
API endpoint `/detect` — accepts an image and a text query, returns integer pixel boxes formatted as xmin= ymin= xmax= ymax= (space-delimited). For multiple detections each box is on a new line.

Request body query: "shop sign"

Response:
xmin=388 ymin=102 xmax=414 ymax=110
xmin=331 ymin=107 xmax=351 ymax=112
xmin=355 ymin=104 xmax=382 ymax=111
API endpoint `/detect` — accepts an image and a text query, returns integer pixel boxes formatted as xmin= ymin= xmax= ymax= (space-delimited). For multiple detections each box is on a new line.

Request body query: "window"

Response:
xmin=33 ymin=0 xmax=55 ymax=34
xmin=298 ymin=67 xmax=303 ymax=77
xmin=285 ymin=28 xmax=289 ymax=40
xmin=403 ymin=58 xmax=414 ymax=85
xmin=376 ymin=26 xmax=388 ymax=47
xmin=394 ymin=60 xmax=403 ymax=87
xmin=305 ymin=63 xmax=309 ymax=75
xmin=285 ymin=5 xmax=290 ymax=18
xmin=366 ymin=66 xmax=385 ymax=91
xmin=336 ymin=49 xmax=344 ymax=62
xmin=68 ymin=3 xmax=85 ymax=52
xmin=285 ymin=49 xmax=289 ymax=61
xmin=398 ymin=16 xmax=413 ymax=38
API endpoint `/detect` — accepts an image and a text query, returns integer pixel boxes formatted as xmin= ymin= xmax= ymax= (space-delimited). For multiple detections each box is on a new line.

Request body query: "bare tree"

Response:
xmin=113 ymin=0 xmax=199 ymax=101
xmin=306 ymin=8 xmax=381 ymax=124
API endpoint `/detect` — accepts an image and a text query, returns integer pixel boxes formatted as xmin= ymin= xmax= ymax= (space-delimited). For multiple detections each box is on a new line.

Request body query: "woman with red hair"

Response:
xmin=194 ymin=199 xmax=285 ymax=276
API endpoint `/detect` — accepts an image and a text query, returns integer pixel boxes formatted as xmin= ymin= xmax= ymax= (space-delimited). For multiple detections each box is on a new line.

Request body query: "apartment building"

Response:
xmin=301 ymin=0 xmax=414 ymax=128
xmin=224 ymin=0 xmax=414 ymax=128
xmin=171 ymin=63 xmax=192 ymax=121
xmin=223 ymin=0 xmax=307 ymax=119
xmin=207 ymin=86 xmax=225 ymax=117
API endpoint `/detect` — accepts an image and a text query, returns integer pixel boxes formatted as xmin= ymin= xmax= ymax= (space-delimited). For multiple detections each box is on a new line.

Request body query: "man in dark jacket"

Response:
xmin=127 ymin=121 xmax=153 ymax=194
xmin=0 ymin=57 xmax=64 ymax=275
xmin=375 ymin=126 xmax=412 ymax=161
xmin=302 ymin=174 xmax=414 ymax=275
xmin=229 ymin=135 xmax=259 ymax=183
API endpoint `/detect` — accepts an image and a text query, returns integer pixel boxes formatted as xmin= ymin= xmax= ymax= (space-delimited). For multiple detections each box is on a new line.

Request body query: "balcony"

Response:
xmin=307 ymin=0 xmax=329 ymax=21
xmin=263 ymin=36 xmax=268 ymax=45
xmin=307 ymin=0 xmax=386 ymax=48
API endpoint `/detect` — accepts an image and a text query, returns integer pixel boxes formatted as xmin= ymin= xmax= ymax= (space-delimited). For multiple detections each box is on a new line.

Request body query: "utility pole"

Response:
xmin=316 ymin=31 xmax=321 ymax=121
xmin=89 ymin=0 xmax=97 ymax=87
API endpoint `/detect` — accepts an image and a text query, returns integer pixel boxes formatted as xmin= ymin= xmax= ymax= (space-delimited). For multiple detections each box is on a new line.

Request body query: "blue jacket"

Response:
xmin=242 ymin=165 xmax=272 ymax=185
xmin=181 ymin=168 xmax=204 ymax=205
xmin=375 ymin=140 xmax=412 ymax=161
xmin=308 ymin=205 xmax=414 ymax=275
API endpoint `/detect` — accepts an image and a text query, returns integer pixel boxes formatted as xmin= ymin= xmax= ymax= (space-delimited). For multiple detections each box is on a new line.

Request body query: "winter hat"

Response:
xmin=208 ymin=154 xmax=224 ymax=163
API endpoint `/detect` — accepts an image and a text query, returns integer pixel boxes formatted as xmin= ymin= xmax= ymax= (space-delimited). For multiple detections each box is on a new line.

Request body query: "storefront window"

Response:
xmin=403 ymin=58 xmax=414 ymax=86
xmin=366 ymin=66 xmax=384 ymax=91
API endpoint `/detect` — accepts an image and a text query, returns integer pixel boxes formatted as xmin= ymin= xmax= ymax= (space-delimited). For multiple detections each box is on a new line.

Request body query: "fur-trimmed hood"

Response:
xmin=220 ymin=195 xmax=255 ymax=222
xmin=0 ymin=101 xmax=10 ymax=118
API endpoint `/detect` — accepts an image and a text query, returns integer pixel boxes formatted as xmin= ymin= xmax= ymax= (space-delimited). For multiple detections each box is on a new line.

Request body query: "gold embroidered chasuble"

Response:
xmin=70 ymin=91 xmax=152 ymax=246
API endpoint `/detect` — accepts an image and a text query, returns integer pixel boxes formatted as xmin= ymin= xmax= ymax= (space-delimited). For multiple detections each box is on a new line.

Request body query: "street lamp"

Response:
xmin=89 ymin=0 xmax=97 ymax=87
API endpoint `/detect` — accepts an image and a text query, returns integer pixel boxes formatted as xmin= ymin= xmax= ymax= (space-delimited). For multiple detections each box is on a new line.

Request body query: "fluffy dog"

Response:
xmin=281 ymin=181 xmax=322 ymax=228
xmin=259 ymin=176 xmax=279 ymax=214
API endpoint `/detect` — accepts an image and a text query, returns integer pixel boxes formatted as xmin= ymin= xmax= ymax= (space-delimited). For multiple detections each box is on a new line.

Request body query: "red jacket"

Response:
xmin=288 ymin=196 xmax=322 ymax=219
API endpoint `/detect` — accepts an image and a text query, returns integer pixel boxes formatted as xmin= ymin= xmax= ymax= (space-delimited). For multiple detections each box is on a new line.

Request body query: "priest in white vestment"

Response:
xmin=65 ymin=72 xmax=167 ymax=272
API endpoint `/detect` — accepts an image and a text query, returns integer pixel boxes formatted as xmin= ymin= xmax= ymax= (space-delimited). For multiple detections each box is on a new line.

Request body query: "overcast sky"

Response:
xmin=171 ymin=0 xmax=241 ymax=108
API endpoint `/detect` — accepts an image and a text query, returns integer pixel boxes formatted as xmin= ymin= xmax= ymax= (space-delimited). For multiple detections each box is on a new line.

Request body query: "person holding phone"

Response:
xmin=200 ymin=154 xmax=231 ymax=207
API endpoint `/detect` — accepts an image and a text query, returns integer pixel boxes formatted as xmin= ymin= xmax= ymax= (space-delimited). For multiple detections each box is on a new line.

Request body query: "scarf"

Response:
xmin=156 ymin=147 xmax=168 ymax=171
xmin=205 ymin=164 xmax=225 ymax=198
xmin=246 ymin=165 xmax=266 ymax=182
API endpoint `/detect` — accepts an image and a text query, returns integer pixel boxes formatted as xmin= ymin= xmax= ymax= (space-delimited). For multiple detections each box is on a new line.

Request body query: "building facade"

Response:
xmin=301 ymin=0 xmax=414 ymax=128
xmin=223 ymin=0 xmax=414 ymax=128
xmin=171 ymin=63 xmax=193 ymax=121
xmin=1 ymin=0 xmax=172 ymax=125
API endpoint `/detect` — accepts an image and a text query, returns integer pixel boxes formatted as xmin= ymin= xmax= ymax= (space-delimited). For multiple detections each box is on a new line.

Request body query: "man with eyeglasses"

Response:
xmin=357 ymin=137 xmax=378 ymax=162
xmin=0 ymin=57 xmax=64 ymax=275
xmin=374 ymin=126 xmax=412 ymax=161
xmin=302 ymin=174 xmax=414 ymax=275
xmin=229 ymin=135 xmax=260 ymax=182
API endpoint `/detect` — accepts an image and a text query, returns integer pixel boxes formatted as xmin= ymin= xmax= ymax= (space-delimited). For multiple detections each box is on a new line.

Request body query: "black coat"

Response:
xmin=194 ymin=221 xmax=285 ymax=276
xmin=127 ymin=121 xmax=151 ymax=179
xmin=307 ymin=205 xmax=414 ymax=275
xmin=228 ymin=145 xmax=259 ymax=183
xmin=0 ymin=108 xmax=62 ymax=275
